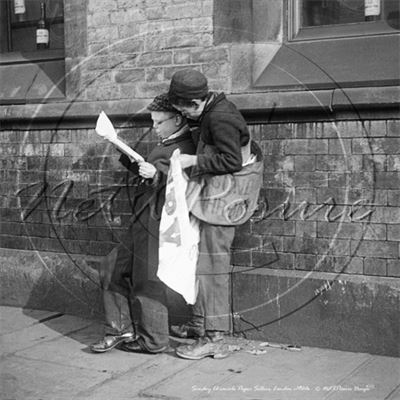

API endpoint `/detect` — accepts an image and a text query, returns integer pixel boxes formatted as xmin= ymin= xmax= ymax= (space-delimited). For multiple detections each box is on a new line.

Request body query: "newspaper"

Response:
xmin=95 ymin=111 xmax=144 ymax=162
xmin=157 ymin=149 xmax=199 ymax=304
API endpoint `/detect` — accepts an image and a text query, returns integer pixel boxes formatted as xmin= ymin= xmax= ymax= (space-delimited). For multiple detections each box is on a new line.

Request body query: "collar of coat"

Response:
xmin=160 ymin=123 xmax=191 ymax=146
xmin=198 ymin=92 xmax=225 ymax=123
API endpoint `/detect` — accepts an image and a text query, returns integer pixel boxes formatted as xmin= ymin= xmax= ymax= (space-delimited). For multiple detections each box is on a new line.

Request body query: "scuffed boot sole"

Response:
xmin=175 ymin=347 xmax=229 ymax=360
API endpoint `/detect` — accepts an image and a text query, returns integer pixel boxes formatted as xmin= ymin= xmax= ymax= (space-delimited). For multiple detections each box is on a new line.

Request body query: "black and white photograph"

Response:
xmin=0 ymin=0 xmax=399 ymax=399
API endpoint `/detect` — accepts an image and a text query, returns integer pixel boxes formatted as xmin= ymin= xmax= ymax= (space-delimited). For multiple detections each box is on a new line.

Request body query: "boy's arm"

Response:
xmin=196 ymin=116 xmax=245 ymax=175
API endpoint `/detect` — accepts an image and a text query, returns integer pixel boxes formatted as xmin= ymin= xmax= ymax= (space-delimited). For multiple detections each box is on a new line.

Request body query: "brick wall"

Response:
xmin=1 ymin=125 xmax=155 ymax=258
xmin=2 ymin=120 xmax=399 ymax=278
xmin=232 ymin=120 xmax=400 ymax=278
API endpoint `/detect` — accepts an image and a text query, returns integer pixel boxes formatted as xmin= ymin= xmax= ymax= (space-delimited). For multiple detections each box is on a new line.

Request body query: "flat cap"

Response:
xmin=168 ymin=69 xmax=208 ymax=100
xmin=147 ymin=93 xmax=177 ymax=112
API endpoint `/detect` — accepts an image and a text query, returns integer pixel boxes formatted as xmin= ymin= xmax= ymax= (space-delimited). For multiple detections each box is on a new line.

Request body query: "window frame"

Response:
xmin=251 ymin=0 xmax=400 ymax=91
xmin=0 ymin=49 xmax=64 ymax=65
xmin=288 ymin=0 xmax=399 ymax=41
xmin=1 ymin=0 xmax=65 ymax=54
xmin=0 ymin=0 xmax=66 ymax=104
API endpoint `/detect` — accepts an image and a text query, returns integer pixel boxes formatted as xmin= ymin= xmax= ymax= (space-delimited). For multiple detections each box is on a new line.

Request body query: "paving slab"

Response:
xmin=13 ymin=323 xmax=151 ymax=374
xmin=1 ymin=355 xmax=112 ymax=400
xmin=386 ymin=385 xmax=400 ymax=400
xmin=327 ymin=356 xmax=400 ymax=400
xmin=0 ymin=314 xmax=92 ymax=356
xmin=0 ymin=307 xmax=59 ymax=335
xmin=75 ymin=352 xmax=198 ymax=400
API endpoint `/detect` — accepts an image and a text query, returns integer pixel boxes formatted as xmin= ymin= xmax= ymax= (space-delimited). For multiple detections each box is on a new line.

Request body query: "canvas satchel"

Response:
xmin=186 ymin=140 xmax=263 ymax=226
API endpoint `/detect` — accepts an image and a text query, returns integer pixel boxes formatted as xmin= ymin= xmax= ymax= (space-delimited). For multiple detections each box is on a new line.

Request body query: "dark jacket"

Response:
xmin=118 ymin=127 xmax=195 ymax=284
xmin=195 ymin=92 xmax=250 ymax=176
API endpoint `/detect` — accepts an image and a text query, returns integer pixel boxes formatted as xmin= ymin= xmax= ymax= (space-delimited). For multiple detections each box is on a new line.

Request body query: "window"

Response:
xmin=290 ymin=0 xmax=400 ymax=40
xmin=254 ymin=0 xmax=400 ymax=90
xmin=0 ymin=0 xmax=65 ymax=104
xmin=1 ymin=0 xmax=64 ymax=53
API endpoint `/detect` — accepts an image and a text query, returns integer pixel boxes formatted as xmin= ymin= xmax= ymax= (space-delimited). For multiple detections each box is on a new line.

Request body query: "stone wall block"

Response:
xmin=317 ymin=222 xmax=363 ymax=240
xmin=329 ymin=138 xmax=352 ymax=155
xmin=364 ymin=258 xmax=387 ymax=276
xmin=0 ymin=131 xmax=21 ymax=143
xmin=375 ymin=172 xmax=400 ymax=190
xmin=135 ymin=82 xmax=170 ymax=98
xmin=112 ymin=39 xmax=144 ymax=55
xmin=337 ymin=121 xmax=363 ymax=138
xmin=113 ymin=68 xmax=146 ymax=84
xmin=136 ymin=51 xmax=173 ymax=67
xmin=87 ymin=12 xmax=110 ymax=26
xmin=294 ymin=155 xmax=316 ymax=172
xmin=344 ymin=257 xmax=364 ymax=274
xmin=352 ymin=240 xmax=398 ymax=259
xmin=387 ymin=259 xmax=400 ymax=277
xmin=173 ymin=50 xmax=191 ymax=65
xmin=191 ymin=48 xmax=229 ymax=63
xmin=109 ymin=8 xmax=146 ymax=25
xmin=387 ymin=155 xmax=400 ymax=171
xmin=362 ymin=224 xmax=387 ymax=241
xmin=87 ymin=26 xmax=119 ymax=44
xmin=165 ymin=4 xmax=203 ymax=19
xmin=295 ymin=253 xmax=317 ymax=270
xmin=386 ymin=120 xmax=400 ymax=137
xmin=286 ymin=139 xmax=328 ymax=155
xmin=387 ymin=225 xmax=400 ymax=241
xmin=145 ymin=67 xmax=165 ymax=82
xmin=368 ymin=120 xmax=387 ymax=137
xmin=388 ymin=190 xmax=400 ymax=206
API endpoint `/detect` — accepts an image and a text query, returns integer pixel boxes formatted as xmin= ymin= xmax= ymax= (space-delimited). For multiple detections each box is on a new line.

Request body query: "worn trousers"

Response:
xmin=102 ymin=243 xmax=169 ymax=351
xmin=192 ymin=222 xmax=236 ymax=332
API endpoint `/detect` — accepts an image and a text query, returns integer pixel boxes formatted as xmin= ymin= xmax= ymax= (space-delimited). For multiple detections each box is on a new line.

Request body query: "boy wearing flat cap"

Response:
xmin=90 ymin=94 xmax=195 ymax=355
xmin=168 ymin=69 xmax=251 ymax=360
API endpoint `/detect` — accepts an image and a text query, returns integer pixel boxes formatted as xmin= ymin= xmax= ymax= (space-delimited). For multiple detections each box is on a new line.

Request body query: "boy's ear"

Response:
xmin=175 ymin=113 xmax=183 ymax=125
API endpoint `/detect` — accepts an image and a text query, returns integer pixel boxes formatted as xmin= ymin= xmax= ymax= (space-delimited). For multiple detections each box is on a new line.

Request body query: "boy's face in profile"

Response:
xmin=172 ymin=99 xmax=206 ymax=120
xmin=151 ymin=111 xmax=178 ymax=139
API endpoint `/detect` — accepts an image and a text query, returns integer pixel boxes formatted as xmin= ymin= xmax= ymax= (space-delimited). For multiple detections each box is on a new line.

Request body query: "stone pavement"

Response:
xmin=0 ymin=306 xmax=399 ymax=400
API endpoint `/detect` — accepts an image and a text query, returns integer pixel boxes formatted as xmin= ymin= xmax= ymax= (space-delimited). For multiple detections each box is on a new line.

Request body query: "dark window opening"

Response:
xmin=301 ymin=0 xmax=399 ymax=28
xmin=0 ymin=0 xmax=65 ymax=104
xmin=291 ymin=0 xmax=399 ymax=41
xmin=1 ymin=0 xmax=64 ymax=53
xmin=254 ymin=0 xmax=399 ymax=90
